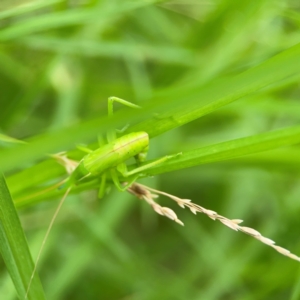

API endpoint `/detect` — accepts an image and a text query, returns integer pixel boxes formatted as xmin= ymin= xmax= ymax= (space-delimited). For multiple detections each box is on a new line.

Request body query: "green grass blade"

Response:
xmin=0 ymin=43 xmax=300 ymax=174
xmin=0 ymin=174 xmax=45 ymax=299
xmin=0 ymin=0 xmax=63 ymax=20
xmin=15 ymin=123 xmax=298 ymax=206
xmin=145 ymin=125 xmax=300 ymax=175
xmin=129 ymin=42 xmax=300 ymax=136
xmin=0 ymin=1 xmax=159 ymax=41
xmin=7 ymin=159 xmax=65 ymax=197
xmin=0 ymin=108 xmax=141 ymax=173
xmin=22 ymin=37 xmax=195 ymax=66
xmin=0 ymin=133 xmax=26 ymax=145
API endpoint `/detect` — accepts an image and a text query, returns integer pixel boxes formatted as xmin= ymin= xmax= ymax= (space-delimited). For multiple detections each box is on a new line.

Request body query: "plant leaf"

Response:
xmin=0 ymin=133 xmax=26 ymax=146
xmin=0 ymin=174 xmax=45 ymax=300
xmin=144 ymin=125 xmax=300 ymax=175
xmin=0 ymin=43 xmax=300 ymax=173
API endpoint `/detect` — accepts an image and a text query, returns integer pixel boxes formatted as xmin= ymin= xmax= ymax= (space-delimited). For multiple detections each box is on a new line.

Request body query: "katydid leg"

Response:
xmin=110 ymin=169 xmax=140 ymax=191
xmin=120 ymin=153 xmax=181 ymax=177
xmin=76 ymin=145 xmax=93 ymax=154
xmin=107 ymin=97 xmax=140 ymax=143
xmin=111 ymin=153 xmax=181 ymax=191
xmin=98 ymin=173 xmax=107 ymax=198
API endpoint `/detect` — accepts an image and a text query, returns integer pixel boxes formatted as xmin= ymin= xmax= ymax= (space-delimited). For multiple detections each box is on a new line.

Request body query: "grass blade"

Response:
xmin=0 ymin=43 xmax=300 ymax=174
xmin=0 ymin=133 xmax=26 ymax=145
xmin=130 ymin=42 xmax=300 ymax=137
xmin=0 ymin=1 xmax=158 ymax=41
xmin=22 ymin=37 xmax=195 ymax=66
xmin=145 ymin=125 xmax=300 ymax=175
xmin=14 ymin=124 xmax=300 ymax=207
xmin=0 ymin=0 xmax=63 ymax=20
xmin=0 ymin=174 xmax=45 ymax=300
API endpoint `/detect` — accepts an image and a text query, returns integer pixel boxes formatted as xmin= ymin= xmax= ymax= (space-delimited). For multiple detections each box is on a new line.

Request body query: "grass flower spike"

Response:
xmin=128 ymin=183 xmax=300 ymax=262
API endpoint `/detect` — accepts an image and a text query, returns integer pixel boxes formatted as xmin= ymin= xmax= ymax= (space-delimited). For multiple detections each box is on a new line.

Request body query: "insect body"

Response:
xmin=64 ymin=129 xmax=177 ymax=199
xmin=61 ymin=97 xmax=179 ymax=197
xmin=69 ymin=131 xmax=148 ymax=184
xmin=84 ymin=131 xmax=149 ymax=174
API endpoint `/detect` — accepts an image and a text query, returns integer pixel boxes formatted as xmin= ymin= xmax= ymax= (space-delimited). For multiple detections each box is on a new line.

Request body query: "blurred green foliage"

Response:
xmin=1 ymin=0 xmax=300 ymax=299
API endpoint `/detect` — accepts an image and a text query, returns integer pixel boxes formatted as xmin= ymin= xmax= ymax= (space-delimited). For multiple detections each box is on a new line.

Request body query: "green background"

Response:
xmin=1 ymin=0 xmax=300 ymax=299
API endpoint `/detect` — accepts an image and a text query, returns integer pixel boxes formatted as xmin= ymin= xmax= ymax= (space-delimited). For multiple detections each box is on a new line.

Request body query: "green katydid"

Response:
xmin=26 ymin=97 xmax=180 ymax=298
xmin=61 ymin=96 xmax=180 ymax=196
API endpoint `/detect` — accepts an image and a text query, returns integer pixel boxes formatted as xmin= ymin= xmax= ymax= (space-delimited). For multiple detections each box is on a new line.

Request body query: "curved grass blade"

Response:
xmin=0 ymin=0 xmax=63 ymax=21
xmin=0 ymin=174 xmax=45 ymax=300
xmin=144 ymin=125 xmax=300 ymax=175
xmin=6 ymin=125 xmax=300 ymax=207
xmin=0 ymin=0 xmax=160 ymax=41
xmin=22 ymin=37 xmax=195 ymax=66
xmin=129 ymin=42 xmax=300 ymax=137
xmin=0 ymin=133 xmax=26 ymax=146
xmin=0 ymin=43 xmax=300 ymax=174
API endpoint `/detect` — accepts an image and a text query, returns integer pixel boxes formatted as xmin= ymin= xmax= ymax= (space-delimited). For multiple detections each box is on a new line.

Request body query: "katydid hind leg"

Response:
xmin=116 ymin=162 xmax=144 ymax=184
xmin=76 ymin=145 xmax=93 ymax=154
xmin=122 ymin=152 xmax=182 ymax=177
xmin=110 ymin=168 xmax=140 ymax=191
xmin=112 ymin=153 xmax=181 ymax=189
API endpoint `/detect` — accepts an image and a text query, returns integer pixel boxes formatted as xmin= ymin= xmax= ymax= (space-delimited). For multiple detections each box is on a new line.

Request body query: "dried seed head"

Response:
xmin=287 ymin=253 xmax=300 ymax=262
xmin=201 ymin=208 xmax=218 ymax=217
xmin=231 ymin=219 xmax=243 ymax=224
xmin=126 ymin=182 xmax=300 ymax=262
xmin=177 ymin=202 xmax=185 ymax=209
xmin=189 ymin=207 xmax=198 ymax=215
xmin=272 ymin=245 xmax=290 ymax=256
xmin=255 ymin=236 xmax=275 ymax=245
xmin=219 ymin=219 xmax=239 ymax=231
xmin=152 ymin=204 xmax=164 ymax=216
xmin=51 ymin=152 xmax=79 ymax=174
xmin=127 ymin=183 xmax=149 ymax=199
xmin=161 ymin=207 xmax=178 ymax=220
xmin=239 ymin=227 xmax=261 ymax=237
xmin=175 ymin=219 xmax=184 ymax=226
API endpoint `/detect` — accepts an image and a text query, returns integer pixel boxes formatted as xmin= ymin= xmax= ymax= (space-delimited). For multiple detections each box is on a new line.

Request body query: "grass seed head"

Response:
xmin=128 ymin=182 xmax=300 ymax=262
